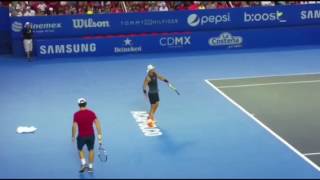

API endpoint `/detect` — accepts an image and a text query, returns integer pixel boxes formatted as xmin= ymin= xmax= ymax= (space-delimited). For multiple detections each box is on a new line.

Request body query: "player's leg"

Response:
xmin=77 ymin=136 xmax=87 ymax=173
xmin=148 ymin=104 xmax=155 ymax=127
xmin=148 ymin=105 xmax=154 ymax=120
xmin=148 ymin=103 xmax=159 ymax=127
xmin=87 ymin=136 xmax=95 ymax=173
xmin=28 ymin=40 xmax=33 ymax=61
xmin=152 ymin=101 xmax=160 ymax=122
xmin=148 ymin=93 xmax=160 ymax=127
xmin=151 ymin=93 xmax=160 ymax=122
xmin=23 ymin=40 xmax=29 ymax=60
xmin=79 ymin=150 xmax=86 ymax=164
xmin=148 ymin=93 xmax=155 ymax=120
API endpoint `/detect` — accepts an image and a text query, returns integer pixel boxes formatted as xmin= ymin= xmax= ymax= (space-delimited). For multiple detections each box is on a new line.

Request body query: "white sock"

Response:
xmin=81 ymin=159 xmax=86 ymax=165
xmin=88 ymin=163 xmax=93 ymax=169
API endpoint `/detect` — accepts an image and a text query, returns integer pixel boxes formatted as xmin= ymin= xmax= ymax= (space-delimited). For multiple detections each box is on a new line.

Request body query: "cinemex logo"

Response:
xmin=114 ymin=38 xmax=142 ymax=53
xmin=11 ymin=21 xmax=62 ymax=32
xmin=244 ymin=10 xmax=286 ymax=23
xmin=11 ymin=21 xmax=23 ymax=32
xmin=39 ymin=43 xmax=96 ymax=55
xmin=159 ymin=36 xmax=191 ymax=48
xmin=131 ymin=111 xmax=162 ymax=137
xmin=73 ymin=18 xmax=110 ymax=29
xmin=208 ymin=32 xmax=243 ymax=47
xmin=301 ymin=10 xmax=320 ymax=20
xmin=187 ymin=13 xmax=231 ymax=27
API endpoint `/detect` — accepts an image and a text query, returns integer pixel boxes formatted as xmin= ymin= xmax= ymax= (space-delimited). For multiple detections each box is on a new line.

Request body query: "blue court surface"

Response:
xmin=2 ymin=46 xmax=320 ymax=179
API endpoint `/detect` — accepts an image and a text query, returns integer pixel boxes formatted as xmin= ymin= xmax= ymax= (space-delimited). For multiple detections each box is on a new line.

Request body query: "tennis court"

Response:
xmin=2 ymin=46 xmax=320 ymax=178
xmin=206 ymin=73 xmax=320 ymax=171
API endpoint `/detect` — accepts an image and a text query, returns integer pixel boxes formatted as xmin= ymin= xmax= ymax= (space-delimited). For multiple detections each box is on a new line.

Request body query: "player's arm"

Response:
xmin=94 ymin=118 xmax=103 ymax=144
xmin=156 ymin=72 xmax=169 ymax=83
xmin=143 ymin=76 xmax=150 ymax=95
xmin=72 ymin=122 xmax=77 ymax=142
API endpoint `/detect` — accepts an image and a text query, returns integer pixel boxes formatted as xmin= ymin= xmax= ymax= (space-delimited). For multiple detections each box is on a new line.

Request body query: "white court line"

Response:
xmin=217 ymin=79 xmax=320 ymax=89
xmin=204 ymin=79 xmax=320 ymax=172
xmin=207 ymin=72 xmax=320 ymax=81
xmin=304 ymin=153 xmax=320 ymax=156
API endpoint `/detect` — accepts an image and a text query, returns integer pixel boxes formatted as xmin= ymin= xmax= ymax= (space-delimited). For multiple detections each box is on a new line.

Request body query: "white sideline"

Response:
xmin=304 ymin=152 xmax=320 ymax=156
xmin=217 ymin=79 xmax=320 ymax=89
xmin=207 ymin=72 xmax=320 ymax=81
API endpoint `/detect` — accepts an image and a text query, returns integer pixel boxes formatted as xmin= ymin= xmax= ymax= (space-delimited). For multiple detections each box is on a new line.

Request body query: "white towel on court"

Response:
xmin=16 ymin=126 xmax=37 ymax=134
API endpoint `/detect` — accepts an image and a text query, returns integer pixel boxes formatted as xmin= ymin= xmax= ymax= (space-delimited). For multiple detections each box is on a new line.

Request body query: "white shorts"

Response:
xmin=23 ymin=39 xmax=33 ymax=52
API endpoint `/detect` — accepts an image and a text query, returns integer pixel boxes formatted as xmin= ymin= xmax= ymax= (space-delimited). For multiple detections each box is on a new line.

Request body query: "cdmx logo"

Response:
xmin=159 ymin=36 xmax=191 ymax=47
xmin=187 ymin=13 xmax=231 ymax=27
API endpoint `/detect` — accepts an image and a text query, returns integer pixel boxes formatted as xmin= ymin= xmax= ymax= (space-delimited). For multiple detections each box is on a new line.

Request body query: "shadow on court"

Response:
xmin=155 ymin=129 xmax=196 ymax=155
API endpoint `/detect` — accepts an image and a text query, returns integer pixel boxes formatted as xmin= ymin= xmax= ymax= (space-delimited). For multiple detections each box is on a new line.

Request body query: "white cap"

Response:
xmin=147 ymin=64 xmax=155 ymax=73
xmin=78 ymin=98 xmax=87 ymax=104
xmin=49 ymin=7 xmax=53 ymax=11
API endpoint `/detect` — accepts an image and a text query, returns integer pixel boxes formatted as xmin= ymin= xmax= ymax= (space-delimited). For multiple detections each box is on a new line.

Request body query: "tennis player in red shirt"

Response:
xmin=72 ymin=98 xmax=103 ymax=173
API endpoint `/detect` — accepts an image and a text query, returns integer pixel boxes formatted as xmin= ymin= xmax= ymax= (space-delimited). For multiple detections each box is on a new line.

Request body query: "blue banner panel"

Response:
xmin=0 ymin=7 xmax=11 ymax=54
xmin=0 ymin=7 xmax=9 ymax=31
xmin=34 ymin=26 xmax=320 ymax=58
xmin=10 ymin=4 xmax=320 ymax=40
xmin=0 ymin=31 xmax=11 ymax=54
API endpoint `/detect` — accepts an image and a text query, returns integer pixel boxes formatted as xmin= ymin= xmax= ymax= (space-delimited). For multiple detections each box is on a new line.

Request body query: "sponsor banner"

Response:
xmin=10 ymin=4 xmax=320 ymax=39
xmin=0 ymin=31 xmax=11 ymax=54
xmin=35 ymin=33 xmax=195 ymax=57
xmin=0 ymin=7 xmax=9 ymax=31
xmin=0 ymin=7 xmax=11 ymax=54
xmin=33 ymin=25 xmax=320 ymax=58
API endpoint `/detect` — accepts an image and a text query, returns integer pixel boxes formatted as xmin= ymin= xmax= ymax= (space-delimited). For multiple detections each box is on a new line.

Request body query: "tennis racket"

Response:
xmin=98 ymin=144 xmax=108 ymax=162
xmin=168 ymin=83 xmax=180 ymax=95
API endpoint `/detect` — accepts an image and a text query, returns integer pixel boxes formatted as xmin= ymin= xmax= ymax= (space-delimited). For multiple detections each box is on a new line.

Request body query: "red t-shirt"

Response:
xmin=73 ymin=109 xmax=97 ymax=138
xmin=188 ymin=4 xmax=199 ymax=10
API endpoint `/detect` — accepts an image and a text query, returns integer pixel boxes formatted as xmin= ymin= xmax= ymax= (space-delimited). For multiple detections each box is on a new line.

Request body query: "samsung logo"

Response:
xmin=301 ymin=10 xmax=320 ymax=20
xmin=39 ymin=43 xmax=96 ymax=55
xmin=73 ymin=18 xmax=110 ymax=29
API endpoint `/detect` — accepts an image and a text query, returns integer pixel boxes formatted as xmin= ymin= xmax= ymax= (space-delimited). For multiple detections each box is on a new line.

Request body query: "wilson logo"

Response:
xmin=72 ymin=18 xmax=110 ymax=29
